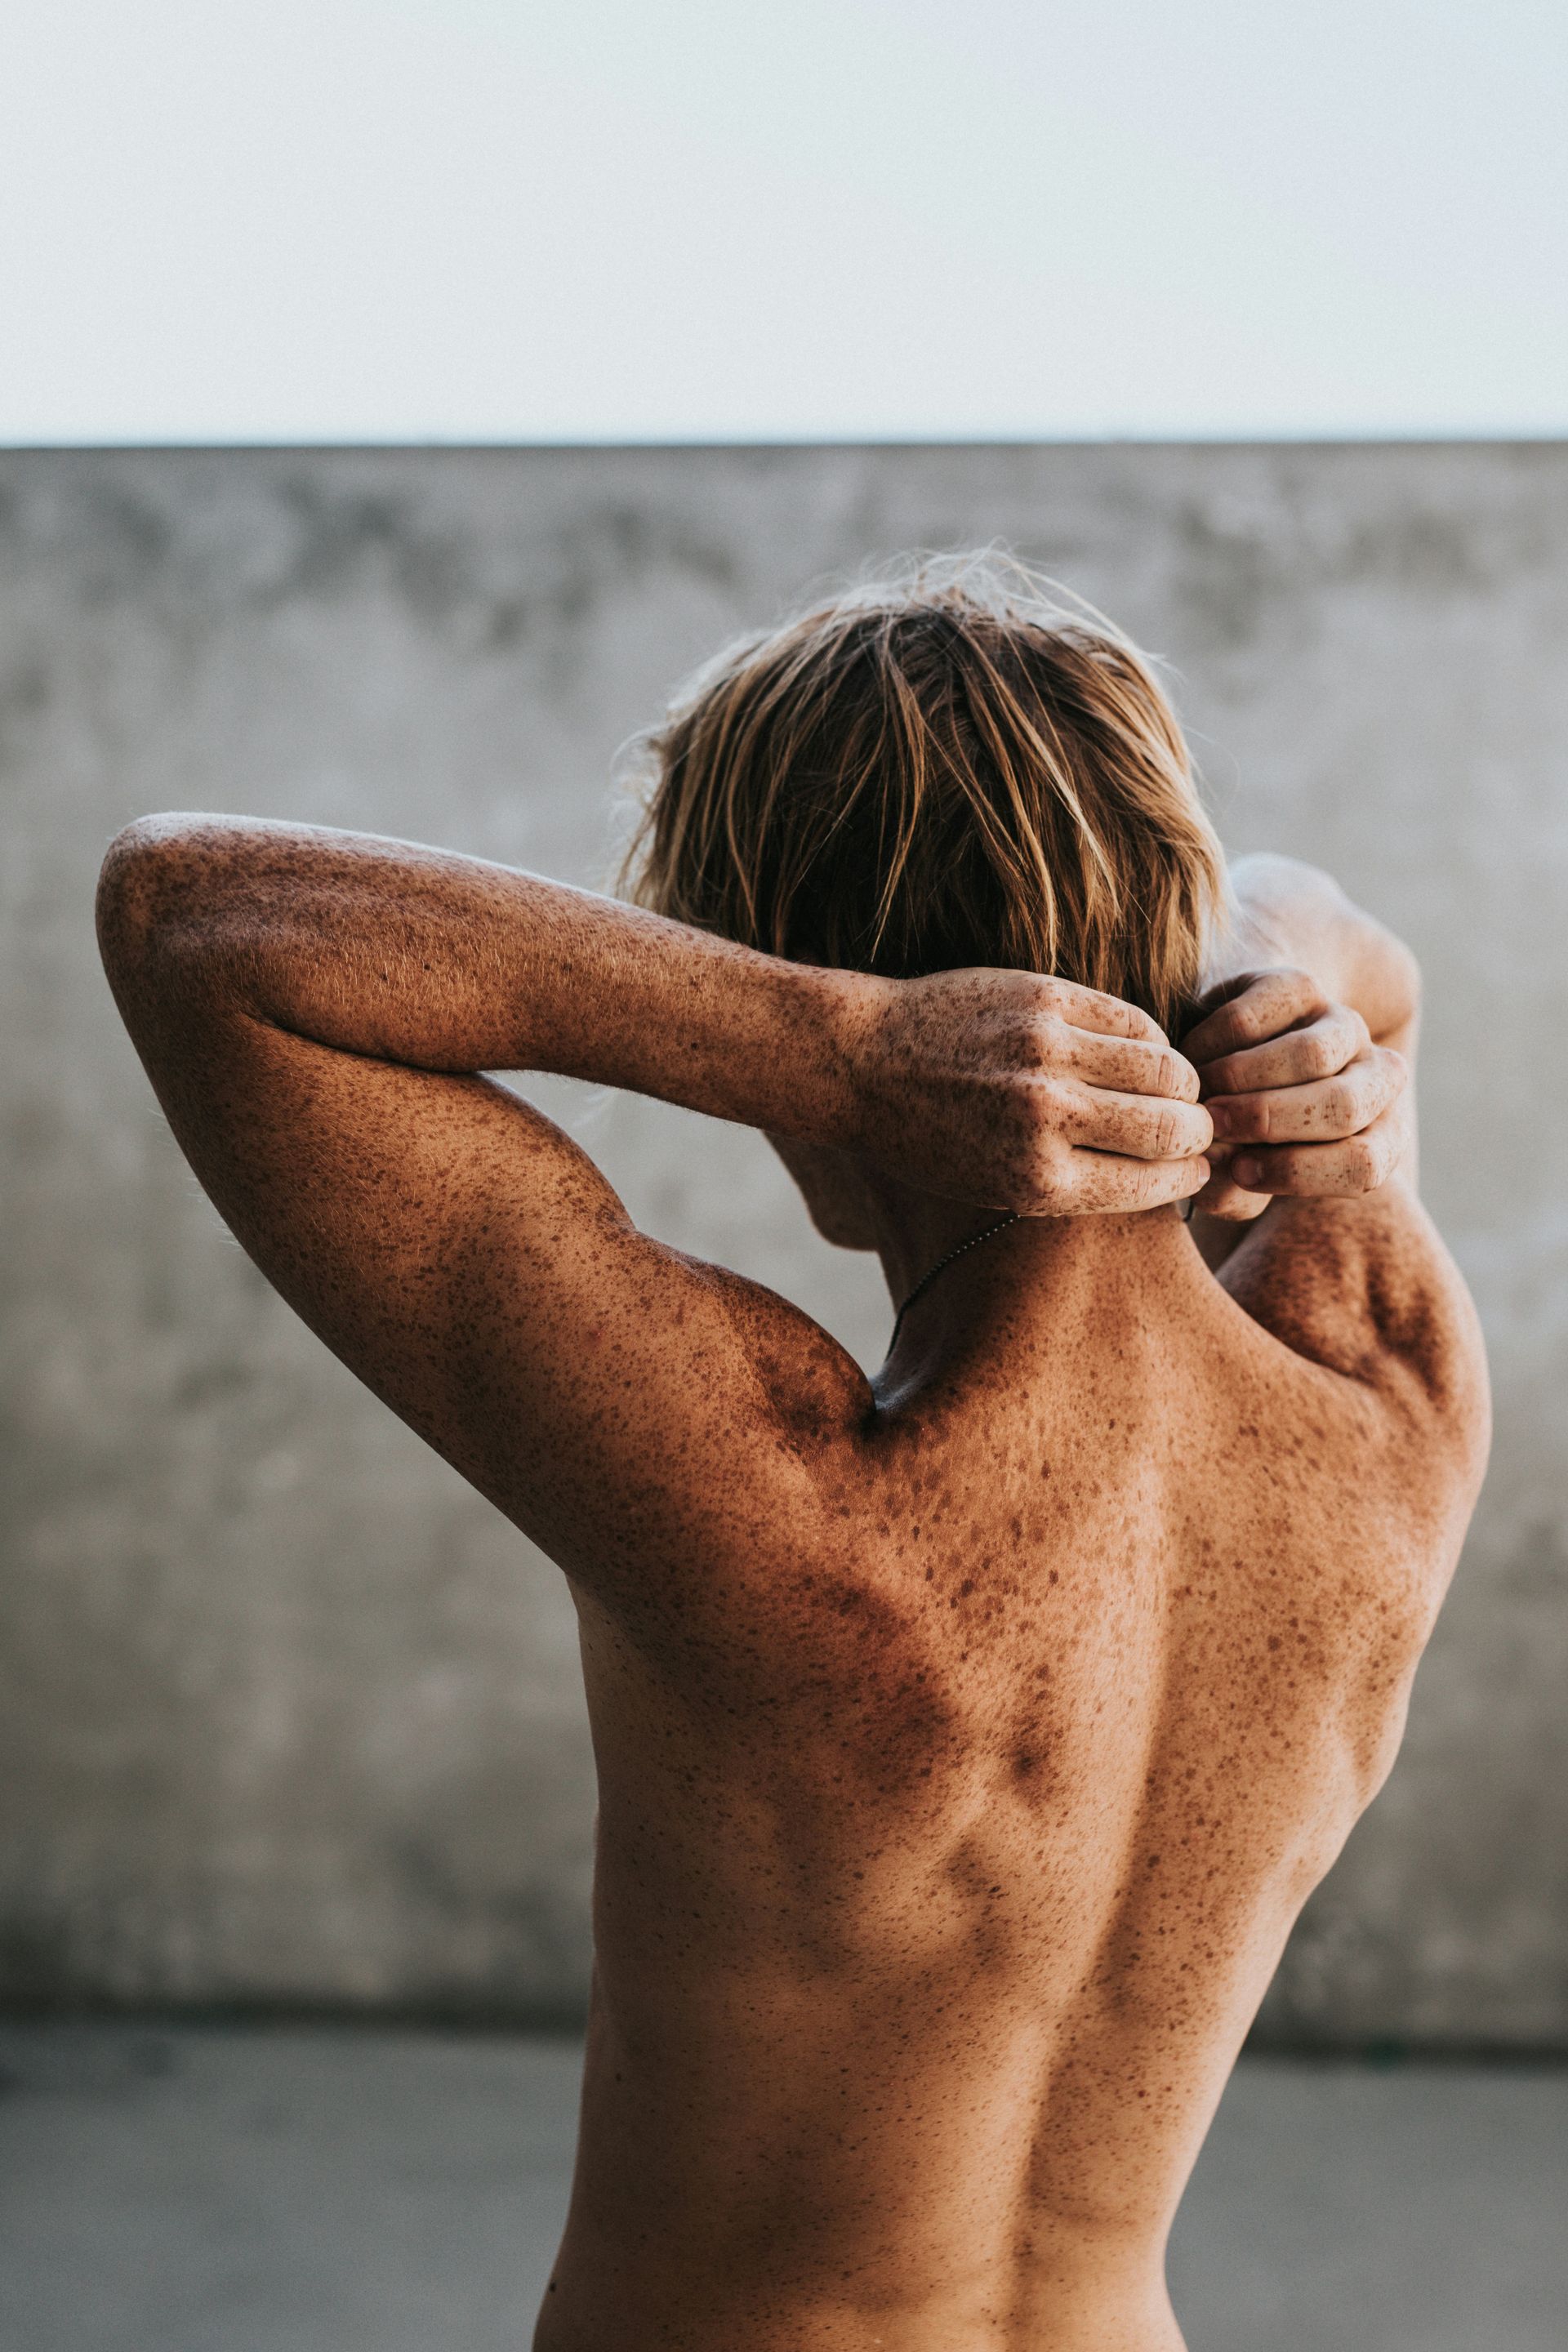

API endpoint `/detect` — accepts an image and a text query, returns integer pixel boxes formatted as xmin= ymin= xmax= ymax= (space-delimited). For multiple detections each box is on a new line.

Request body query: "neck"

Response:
xmin=866 ymin=1180 xmax=1192 ymax=1372
xmin=864 ymin=1186 xmax=1015 ymax=1316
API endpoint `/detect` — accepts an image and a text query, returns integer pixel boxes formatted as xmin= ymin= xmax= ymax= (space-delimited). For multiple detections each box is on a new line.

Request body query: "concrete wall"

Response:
xmin=3 ymin=444 xmax=1565 ymax=2043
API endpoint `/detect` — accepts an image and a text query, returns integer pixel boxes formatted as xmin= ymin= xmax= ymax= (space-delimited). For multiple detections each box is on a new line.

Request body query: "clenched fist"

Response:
xmin=844 ymin=967 xmax=1214 ymax=1216
xmin=1181 ymin=967 xmax=1411 ymax=1220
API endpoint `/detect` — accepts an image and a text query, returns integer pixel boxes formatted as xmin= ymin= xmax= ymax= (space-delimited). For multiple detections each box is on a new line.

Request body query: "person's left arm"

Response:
xmin=1182 ymin=854 xmax=1417 ymax=1266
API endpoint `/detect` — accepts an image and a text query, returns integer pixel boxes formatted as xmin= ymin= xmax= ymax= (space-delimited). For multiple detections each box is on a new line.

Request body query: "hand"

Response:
xmin=1179 ymin=967 xmax=1410 ymax=1220
xmin=848 ymin=968 xmax=1214 ymax=1215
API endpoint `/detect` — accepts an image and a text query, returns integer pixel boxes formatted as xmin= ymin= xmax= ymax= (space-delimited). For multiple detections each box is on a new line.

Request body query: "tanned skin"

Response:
xmin=97 ymin=825 xmax=1489 ymax=2351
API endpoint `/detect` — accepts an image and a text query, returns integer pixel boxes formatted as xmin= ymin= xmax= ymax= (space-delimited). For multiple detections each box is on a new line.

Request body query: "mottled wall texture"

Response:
xmin=3 ymin=446 xmax=1566 ymax=2043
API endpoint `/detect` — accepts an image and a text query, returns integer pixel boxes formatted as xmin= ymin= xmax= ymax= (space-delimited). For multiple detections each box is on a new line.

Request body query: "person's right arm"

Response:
xmin=95 ymin=816 xmax=1212 ymax=1602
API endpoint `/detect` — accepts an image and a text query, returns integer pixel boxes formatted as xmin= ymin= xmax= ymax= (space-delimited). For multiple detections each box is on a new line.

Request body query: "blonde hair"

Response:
xmin=621 ymin=553 xmax=1223 ymax=1034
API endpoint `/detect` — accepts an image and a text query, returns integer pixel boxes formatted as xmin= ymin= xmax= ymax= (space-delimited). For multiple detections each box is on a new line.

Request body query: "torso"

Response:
xmin=97 ymin=817 xmax=1486 ymax=2348
xmin=535 ymin=1205 xmax=1487 ymax=2352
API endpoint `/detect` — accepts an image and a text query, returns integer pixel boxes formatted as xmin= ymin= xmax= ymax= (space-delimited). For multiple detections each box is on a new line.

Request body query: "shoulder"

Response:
xmin=700 ymin=1263 xmax=878 ymax=1454
xmin=528 ymin=1245 xmax=878 ymax=1618
xmin=1214 ymin=1187 xmax=1490 ymax=1481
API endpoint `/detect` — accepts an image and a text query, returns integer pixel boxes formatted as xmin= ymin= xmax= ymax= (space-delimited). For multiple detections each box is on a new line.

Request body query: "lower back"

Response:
xmin=542 ymin=1941 xmax=1200 ymax=2350
xmin=543 ymin=1267 xmax=1437 ymax=2347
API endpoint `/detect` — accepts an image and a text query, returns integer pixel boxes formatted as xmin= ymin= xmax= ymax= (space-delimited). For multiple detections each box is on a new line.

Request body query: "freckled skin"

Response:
xmin=96 ymin=821 xmax=1489 ymax=2352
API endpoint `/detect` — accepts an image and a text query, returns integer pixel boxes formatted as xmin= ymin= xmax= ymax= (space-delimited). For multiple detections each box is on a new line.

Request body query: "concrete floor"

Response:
xmin=0 ymin=2026 xmax=1563 ymax=2352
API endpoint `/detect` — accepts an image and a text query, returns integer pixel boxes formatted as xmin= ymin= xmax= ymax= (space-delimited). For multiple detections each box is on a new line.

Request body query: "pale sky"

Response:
xmin=2 ymin=0 xmax=1564 ymax=443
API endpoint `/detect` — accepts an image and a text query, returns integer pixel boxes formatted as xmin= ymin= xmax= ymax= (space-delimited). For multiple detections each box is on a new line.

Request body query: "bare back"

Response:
xmin=96 ymin=819 xmax=1490 ymax=2352
xmin=543 ymin=1197 xmax=1488 ymax=2352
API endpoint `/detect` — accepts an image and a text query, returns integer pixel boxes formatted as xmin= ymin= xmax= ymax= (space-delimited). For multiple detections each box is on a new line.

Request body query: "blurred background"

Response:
xmin=2 ymin=6 xmax=1566 ymax=2350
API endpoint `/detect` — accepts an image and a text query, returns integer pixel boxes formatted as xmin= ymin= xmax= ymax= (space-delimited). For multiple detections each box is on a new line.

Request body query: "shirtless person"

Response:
xmin=96 ymin=558 xmax=1489 ymax=2350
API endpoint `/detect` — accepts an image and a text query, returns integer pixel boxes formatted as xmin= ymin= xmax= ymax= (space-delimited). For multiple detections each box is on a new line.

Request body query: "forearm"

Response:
xmin=1209 ymin=853 xmax=1421 ymax=1053
xmin=96 ymin=815 xmax=866 ymax=1147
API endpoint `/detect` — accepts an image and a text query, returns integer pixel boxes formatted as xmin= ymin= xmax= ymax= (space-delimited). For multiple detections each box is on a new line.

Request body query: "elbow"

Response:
xmin=96 ymin=812 xmax=235 ymax=989
xmin=96 ymin=816 xmax=185 ymax=978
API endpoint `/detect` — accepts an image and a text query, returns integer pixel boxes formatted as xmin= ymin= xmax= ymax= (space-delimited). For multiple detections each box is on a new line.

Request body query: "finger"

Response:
xmin=1229 ymin=1100 xmax=1406 ymax=1197
xmin=1181 ymin=969 xmax=1287 ymax=1040
xmin=1043 ymin=978 xmax=1166 ymax=1044
xmin=1064 ymin=1152 xmax=1212 ymax=1216
xmin=1198 ymin=1006 xmax=1370 ymax=1098
xmin=1186 ymin=1138 xmax=1273 ymax=1220
xmin=1194 ymin=1178 xmax=1273 ymax=1221
xmin=1062 ymin=1027 xmax=1202 ymax=1102
xmin=1181 ymin=969 xmax=1327 ymax=1067
xmin=1189 ymin=1159 xmax=1274 ymax=1219
xmin=1059 ymin=1084 xmax=1214 ymax=1162
xmin=1207 ymin=1046 xmax=1405 ymax=1146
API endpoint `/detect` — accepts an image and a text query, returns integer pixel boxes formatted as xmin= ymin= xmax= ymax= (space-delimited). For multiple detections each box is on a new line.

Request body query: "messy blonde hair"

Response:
xmin=621 ymin=553 xmax=1223 ymax=1034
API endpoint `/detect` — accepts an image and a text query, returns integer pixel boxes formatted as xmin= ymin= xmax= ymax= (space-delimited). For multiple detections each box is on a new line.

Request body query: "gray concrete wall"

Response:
xmin=2 ymin=444 xmax=1564 ymax=2042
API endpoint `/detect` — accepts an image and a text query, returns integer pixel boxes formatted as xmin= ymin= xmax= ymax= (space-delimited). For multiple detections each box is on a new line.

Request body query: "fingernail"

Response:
xmin=1207 ymin=1101 xmax=1233 ymax=1138
xmin=1232 ymin=1156 xmax=1261 ymax=1188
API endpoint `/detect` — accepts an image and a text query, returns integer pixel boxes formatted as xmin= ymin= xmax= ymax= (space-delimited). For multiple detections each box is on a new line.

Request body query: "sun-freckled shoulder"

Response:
xmin=700 ymin=1262 xmax=880 ymax=1463
xmin=1213 ymin=1187 xmax=1490 ymax=1481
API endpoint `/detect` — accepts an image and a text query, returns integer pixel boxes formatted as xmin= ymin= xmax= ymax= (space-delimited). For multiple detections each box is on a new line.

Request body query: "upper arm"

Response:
xmin=118 ymin=991 xmax=843 ymax=1599
xmin=1214 ymin=1187 xmax=1490 ymax=1472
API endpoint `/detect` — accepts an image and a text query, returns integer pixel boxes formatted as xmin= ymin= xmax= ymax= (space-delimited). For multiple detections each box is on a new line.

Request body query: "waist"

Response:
xmin=537 ymin=2229 xmax=1185 ymax=2352
xmin=543 ymin=1985 xmax=1198 ymax=2340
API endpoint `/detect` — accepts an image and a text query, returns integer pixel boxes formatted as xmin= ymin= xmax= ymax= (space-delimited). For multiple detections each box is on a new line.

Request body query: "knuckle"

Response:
xmin=1031 ymin=1074 xmax=1070 ymax=1126
xmin=1322 ymin=1077 xmax=1358 ymax=1130
xmin=1010 ymin=1123 xmax=1056 ymax=1197
xmin=1267 ymin=967 xmax=1319 ymax=1022
xmin=1028 ymin=1081 xmax=1076 ymax=1152
xmin=1373 ymin=1115 xmax=1402 ymax=1169
xmin=1226 ymin=995 xmax=1268 ymax=1044
xmin=1342 ymin=1138 xmax=1378 ymax=1188
xmin=1007 ymin=1013 xmax=1052 ymax=1075
xmin=1299 ymin=1029 xmax=1338 ymax=1080
xmin=1150 ymin=1108 xmax=1179 ymax=1158
xmin=1018 ymin=1018 xmax=1050 ymax=1071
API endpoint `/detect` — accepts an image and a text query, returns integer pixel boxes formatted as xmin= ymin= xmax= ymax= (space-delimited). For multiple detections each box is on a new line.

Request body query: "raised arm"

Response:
xmin=1183 ymin=853 xmax=1419 ymax=1248
xmin=96 ymin=816 xmax=1213 ymax=1590
xmin=99 ymin=814 xmax=1212 ymax=1207
xmin=1208 ymin=852 xmax=1422 ymax=1058
xmin=97 ymin=813 xmax=868 ymax=1142
xmin=1178 ymin=859 xmax=1486 ymax=1465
